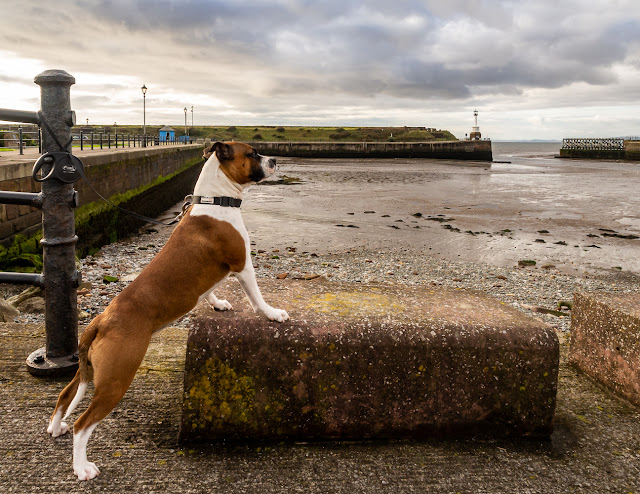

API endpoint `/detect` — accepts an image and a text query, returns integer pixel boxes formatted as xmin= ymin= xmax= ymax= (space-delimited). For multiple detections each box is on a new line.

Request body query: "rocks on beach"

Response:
xmin=5 ymin=222 xmax=637 ymax=335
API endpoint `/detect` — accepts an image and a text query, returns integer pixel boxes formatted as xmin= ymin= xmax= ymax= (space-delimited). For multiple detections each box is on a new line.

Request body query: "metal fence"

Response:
xmin=562 ymin=138 xmax=625 ymax=150
xmin=0 ymin=127 xmax=192 ymax=154
xmin=0 ymin=125 xmax=41 ymax=154
xmin=74 ymin=131 xmax=191 ymax=150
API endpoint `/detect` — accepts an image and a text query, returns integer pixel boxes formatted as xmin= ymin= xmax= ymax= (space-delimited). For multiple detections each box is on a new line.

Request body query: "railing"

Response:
xmin=0 ymin=128 xmax=192 ymax=154
xmin=0 ymin=125 xmax=41 ymax=154
xmin=74 ymin=132 xmax=191 ymax=150
xmin=0 ymin=69 xmax=81 ymax=377
xmin=562 ymin=138 xmax=625 ymax=150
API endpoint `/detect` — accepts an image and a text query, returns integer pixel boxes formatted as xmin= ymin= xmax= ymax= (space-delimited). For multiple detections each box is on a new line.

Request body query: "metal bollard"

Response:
xmin=26 ymin=69 xmax=80 ymax=377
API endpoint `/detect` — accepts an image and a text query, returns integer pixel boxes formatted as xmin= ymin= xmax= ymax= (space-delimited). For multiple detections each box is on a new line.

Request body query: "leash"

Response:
xmin=34 ymin=113 xmax=241 ymax=227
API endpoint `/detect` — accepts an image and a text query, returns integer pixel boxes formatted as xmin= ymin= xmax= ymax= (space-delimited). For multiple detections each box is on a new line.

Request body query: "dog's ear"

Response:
xmin=202 ymin=143 xmax=216 ymax=160
xmin=204 ymin=142 xmax=234 ymax=161
xmin=214 ymin=141 xmax=234 ymax=161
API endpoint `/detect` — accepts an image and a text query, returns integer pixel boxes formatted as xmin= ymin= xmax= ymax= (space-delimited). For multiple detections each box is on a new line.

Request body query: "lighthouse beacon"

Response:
xmin=470 ymin=110 xmax=482 ymax=140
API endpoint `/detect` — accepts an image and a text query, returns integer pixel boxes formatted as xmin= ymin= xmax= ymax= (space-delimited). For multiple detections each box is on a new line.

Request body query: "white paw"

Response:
xmin=48 ymin=420 xmax=69 ymax=438
xmin=74 ymin=461 xmax=100 ymax=481
xmin=263 ymin=307 xmax=290 ymax=323
xmin=212 ymin=299 xmax=233 ymax=311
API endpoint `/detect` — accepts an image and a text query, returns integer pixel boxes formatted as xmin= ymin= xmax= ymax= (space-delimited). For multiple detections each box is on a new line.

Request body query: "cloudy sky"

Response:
xmin=1 ymin=0 xmax=639 ymax=140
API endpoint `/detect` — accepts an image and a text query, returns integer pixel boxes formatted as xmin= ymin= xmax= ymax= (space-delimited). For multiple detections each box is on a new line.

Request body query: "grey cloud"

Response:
xmin=1 ymin=0 xmax=639 ymax=133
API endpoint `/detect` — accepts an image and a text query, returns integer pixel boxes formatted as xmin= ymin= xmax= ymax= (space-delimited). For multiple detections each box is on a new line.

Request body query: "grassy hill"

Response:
xmin=71 ymin=125 xmax=458 ymax=142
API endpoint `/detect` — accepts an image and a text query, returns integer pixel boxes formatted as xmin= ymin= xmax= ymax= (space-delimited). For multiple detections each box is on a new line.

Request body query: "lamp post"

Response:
xmin=141 ymin=84 xmax=147 ymax=147
xmin=184 ymin=107 xmax=188 ymax=143
xmin=191 ymin=105 xmax=194 ymax=128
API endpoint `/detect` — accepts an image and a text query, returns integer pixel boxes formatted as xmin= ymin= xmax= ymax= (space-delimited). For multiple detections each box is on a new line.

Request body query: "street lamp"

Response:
xmin=141 ymin=84 xmax=147 ymax=147
xmin=184 ymin=107 xmax=188 ymax=142
xmin=191 ymin=105 xmax=194 ymax=128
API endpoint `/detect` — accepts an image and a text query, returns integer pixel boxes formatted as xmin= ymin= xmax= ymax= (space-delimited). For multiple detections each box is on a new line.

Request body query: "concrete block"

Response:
xmin=180 ymin=279 xmax=558 ymax=442
xmin=570 ymin=292 xmax=640 ymax=406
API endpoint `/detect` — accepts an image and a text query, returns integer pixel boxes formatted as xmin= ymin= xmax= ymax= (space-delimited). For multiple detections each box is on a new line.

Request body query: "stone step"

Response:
xmin=570 ymin=292 xmax=640 ymax=406
xmin=180 ymin=278 xmax=559 ymax=442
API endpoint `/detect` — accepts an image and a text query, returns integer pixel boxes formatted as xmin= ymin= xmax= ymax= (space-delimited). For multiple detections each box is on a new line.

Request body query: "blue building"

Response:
xmin=159 ymin=125 xmax=176 ymax=142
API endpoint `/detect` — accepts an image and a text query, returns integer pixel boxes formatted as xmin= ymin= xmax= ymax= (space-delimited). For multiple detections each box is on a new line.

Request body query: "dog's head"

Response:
xmin=203 ymin=141 xmax=276 ymax=185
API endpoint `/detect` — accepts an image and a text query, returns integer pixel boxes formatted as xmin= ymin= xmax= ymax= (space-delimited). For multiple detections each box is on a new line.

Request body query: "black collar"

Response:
xmin=186 ymin=195 xmax=242 ymax=208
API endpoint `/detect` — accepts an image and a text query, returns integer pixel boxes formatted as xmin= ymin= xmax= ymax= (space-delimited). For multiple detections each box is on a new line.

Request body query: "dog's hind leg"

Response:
xmin=71 ymin=333 xmax=151 ymax=480
xmin=48 ymin=370 xmax=86 ymax=438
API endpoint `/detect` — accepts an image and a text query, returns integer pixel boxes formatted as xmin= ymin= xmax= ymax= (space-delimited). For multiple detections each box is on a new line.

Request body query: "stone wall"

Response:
xmin=0 ymin=144 xmax=203 ymax=243
xmin=249 ymin=140 xmax=493 ymax=161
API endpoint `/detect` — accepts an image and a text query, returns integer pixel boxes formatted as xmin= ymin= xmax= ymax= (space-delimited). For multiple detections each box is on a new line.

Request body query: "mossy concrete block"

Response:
xmin=570 ymin=292 xmax=640 ymax=406
xmin=180 ymin=279 xmax=558 ymax=442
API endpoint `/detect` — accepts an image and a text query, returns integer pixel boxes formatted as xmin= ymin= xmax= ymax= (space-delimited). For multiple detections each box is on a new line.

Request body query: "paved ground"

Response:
xmin=0 ymin=142 xmax=193 ymax=166
xmin=1 ymin=310 xmax=639 ymax=492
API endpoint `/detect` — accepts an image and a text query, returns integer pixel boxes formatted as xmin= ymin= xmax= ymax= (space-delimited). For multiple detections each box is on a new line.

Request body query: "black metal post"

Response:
xmin=19 ymin=126 xmax=24 ymax=155
xmin=80 ymin=130 xmax=83 ymax=151
xmin=26 ymin=69 xmax=80 ymax=377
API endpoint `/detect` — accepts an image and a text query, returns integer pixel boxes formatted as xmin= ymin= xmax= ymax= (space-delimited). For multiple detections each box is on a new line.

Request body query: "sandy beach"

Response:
xmin=242 ymin=142 xmax=640 ymax=277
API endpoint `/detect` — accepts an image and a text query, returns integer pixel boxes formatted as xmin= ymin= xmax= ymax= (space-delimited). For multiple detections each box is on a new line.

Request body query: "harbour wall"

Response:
xmin=0 ymin=145 xmax=203 ymax=246
xmin=559 ymin=140 xmax=640 ymax=160
xmin=249 ymin=140 xmax=493 ymax=161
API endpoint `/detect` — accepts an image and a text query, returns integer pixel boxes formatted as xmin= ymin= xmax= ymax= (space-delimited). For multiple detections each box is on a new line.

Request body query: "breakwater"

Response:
xmin=250 ymin=139 xmax=493 ymax=161
xmin=559 ymin=138 xmax=640 ymax=160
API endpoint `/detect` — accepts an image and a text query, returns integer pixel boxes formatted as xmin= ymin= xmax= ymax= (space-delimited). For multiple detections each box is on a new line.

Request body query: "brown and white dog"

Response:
xmin=47 ymin=141 xmax=289 ymax=480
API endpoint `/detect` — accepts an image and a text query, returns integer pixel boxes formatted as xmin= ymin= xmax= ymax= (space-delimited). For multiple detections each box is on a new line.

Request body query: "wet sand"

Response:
xmin=243 ymin=142 xmax=640 ymax=277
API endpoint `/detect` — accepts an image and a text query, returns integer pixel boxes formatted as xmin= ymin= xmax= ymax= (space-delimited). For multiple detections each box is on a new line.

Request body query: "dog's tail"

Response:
xmin=78 ymin=315 xmax=101 ymax=383
xmin=60 ymin=316 xmax=101 ymax=421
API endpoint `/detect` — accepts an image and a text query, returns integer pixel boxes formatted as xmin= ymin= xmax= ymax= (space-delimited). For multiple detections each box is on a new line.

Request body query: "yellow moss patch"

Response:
xmin=307 ymin=291 xmax=404 ymax=317
xmin=185 ymin=358 xmax=256 ymax=431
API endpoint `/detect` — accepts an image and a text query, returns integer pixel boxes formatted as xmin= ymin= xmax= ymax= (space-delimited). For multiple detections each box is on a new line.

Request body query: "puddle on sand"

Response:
xmin=615 ymin=217 xmax=640 ymax=231
xmin=521 ymin=210 xmax=583 ymax=220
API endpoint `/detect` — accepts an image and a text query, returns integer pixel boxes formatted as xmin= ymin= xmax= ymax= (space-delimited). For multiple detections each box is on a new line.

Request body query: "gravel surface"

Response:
xmin=9 ymin=220 xmax=637 ymax=335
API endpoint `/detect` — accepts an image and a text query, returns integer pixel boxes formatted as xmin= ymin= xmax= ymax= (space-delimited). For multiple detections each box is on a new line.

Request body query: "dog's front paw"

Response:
xmin=262 ymin=307 xmax=290 ymax=322
xmin=48 ymin=420 xmax=69 ymax=438
xmin=212 ymin=298 xmax=233 ymax=311
xmin=74 ymin=461 xmax=100 ymax=481
xmin=206 ymin=293 xmax=233 ymax=311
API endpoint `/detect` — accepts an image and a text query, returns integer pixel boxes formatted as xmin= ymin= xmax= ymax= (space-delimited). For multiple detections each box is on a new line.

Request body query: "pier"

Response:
xmin=559 ymin=138 xmax=640 ymax=160
xmin=249 ymin=139 xmax=493 ymax=161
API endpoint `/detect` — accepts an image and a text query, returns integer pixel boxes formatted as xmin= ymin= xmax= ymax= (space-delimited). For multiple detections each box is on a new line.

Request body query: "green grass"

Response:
xmin=72 ymin=125 xmax=458 ymax=142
